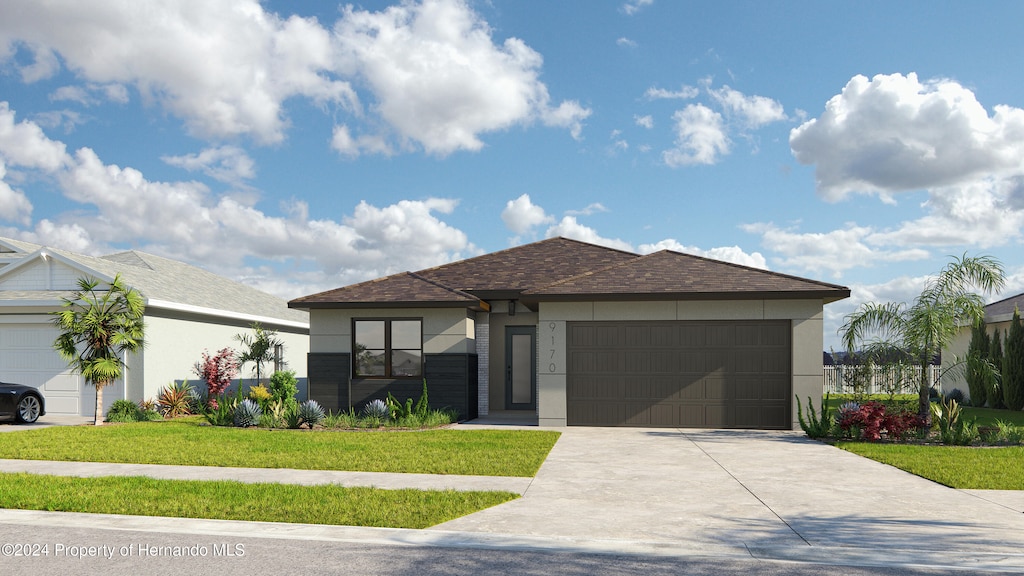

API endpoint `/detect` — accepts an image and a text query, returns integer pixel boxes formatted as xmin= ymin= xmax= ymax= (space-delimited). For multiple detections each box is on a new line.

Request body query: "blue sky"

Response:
xmin=2 ymin=0 xmax=1024 ymax=350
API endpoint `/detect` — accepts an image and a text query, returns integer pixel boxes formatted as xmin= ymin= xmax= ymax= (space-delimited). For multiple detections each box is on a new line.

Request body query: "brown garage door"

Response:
xmin=566 ymin=320 xmax=791 ymax=428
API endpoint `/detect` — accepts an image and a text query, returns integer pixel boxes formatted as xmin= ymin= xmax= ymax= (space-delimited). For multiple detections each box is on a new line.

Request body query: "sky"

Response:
xmin=1 ymin=0 xmax=1024 ymax=351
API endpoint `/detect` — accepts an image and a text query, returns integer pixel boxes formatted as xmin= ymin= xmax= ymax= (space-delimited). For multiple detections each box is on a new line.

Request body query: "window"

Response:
xmin=353 ymin=319 xmax=422 ymax=378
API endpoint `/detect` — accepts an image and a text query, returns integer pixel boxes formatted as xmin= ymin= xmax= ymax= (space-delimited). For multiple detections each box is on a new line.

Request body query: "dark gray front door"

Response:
xmin=506 ymin=326 xmax=536 ymax=410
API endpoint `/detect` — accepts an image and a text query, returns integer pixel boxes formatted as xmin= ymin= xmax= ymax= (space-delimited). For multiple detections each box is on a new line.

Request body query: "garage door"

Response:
xmin=566 ymin=320 xmax=791 ymax=428
xmin=0 ymin=323 xmax=121 ymax=417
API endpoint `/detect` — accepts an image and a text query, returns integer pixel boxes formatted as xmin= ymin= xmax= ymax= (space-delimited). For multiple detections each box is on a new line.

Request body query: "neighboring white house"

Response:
xmin=0 ymin=236 xmax=309 ymax=417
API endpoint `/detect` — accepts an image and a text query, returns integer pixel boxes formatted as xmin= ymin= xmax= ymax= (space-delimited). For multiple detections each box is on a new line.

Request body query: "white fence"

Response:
xmin=823 ymin=364 xmax=941 ymax=395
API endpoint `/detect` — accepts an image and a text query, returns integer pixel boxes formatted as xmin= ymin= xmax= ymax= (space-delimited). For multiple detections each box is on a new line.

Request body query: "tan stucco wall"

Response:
xmin=538 ymin=299 xmax=826 ymax=429
xmin=308 ymin=308 xmax=474 ymax=356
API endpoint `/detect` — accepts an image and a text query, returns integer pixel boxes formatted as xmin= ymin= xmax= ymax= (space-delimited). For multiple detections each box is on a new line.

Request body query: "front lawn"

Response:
xmin=0 ymin=472 xmax=517 ymax=528
xmin=837 ymin=442 xmax=1024 ymax=490
xmin=0 ymin=419 xmax=560 ymax=477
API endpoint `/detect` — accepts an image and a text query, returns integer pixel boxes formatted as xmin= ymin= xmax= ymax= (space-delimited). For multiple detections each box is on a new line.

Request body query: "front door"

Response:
xmin=505 ymin=326 xmax=536 ymax=410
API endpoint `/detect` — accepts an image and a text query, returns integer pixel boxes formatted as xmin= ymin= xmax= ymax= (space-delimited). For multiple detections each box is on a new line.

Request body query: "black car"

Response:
xmin=0 ymin=382 xmax=45 ymax=424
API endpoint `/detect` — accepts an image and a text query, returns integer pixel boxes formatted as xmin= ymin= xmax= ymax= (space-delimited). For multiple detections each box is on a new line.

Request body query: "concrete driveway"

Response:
xmin=434 ymin=426 xmax=1024 ymax=568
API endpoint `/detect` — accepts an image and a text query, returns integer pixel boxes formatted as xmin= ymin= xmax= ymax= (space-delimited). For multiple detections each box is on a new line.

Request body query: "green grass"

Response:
xmin=0 ymin=419 xmax=560 ymax=477
xmin=837 ymin=442 xmax=1024 ymax=490
xmin=0 ymin=472 xmax=517 ymax=528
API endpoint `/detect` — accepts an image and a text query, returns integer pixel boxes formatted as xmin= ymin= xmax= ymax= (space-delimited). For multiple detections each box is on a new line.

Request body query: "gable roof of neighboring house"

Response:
xmin=290 ymin=237 xmax=850 ymax=309
xmin=0 ymin=237 xmax=308 ymax=328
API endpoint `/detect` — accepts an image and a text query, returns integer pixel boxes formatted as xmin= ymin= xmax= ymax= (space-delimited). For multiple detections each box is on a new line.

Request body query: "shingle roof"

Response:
xmin=290 ymin=237 xmax=850 ymax=308
xmin=525 ymin=250 xmax=850 ymax=302
xmin=0 ymin=237 xmax=308 ymax=326
xmin=985 ymin=292 xmax=1024 ymax=322
xmin=290 ymin=272 xmax=486 ymax=309
xmin=415 ymin=237 xmax=638 ymax=293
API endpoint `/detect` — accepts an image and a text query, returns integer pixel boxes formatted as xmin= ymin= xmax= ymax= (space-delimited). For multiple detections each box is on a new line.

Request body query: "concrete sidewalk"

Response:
xmin=1 ymin=425 xmax=1023 ymax=572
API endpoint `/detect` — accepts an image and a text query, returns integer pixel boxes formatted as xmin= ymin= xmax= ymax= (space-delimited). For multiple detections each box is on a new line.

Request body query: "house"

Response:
xmin=290 ymin=237 xmax=849 ymax=429
xmin=942 ymin=291 xmax=1024 ymax=400
xmin=0 ymin=236 xmax=309 ymax=417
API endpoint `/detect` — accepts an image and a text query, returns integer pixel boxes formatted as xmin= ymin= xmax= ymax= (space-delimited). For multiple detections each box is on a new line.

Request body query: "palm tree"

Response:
xmin=234 ymin=322 xmax=283 ymax=383
xmin=52 ymin=274 xmax=145 ymax=425
xmin=841 ymin=254 xmax=1005 ymax=422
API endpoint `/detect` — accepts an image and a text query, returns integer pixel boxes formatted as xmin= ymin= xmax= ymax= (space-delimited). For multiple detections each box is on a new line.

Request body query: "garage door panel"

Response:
xmin=567 ymin=320 xmax=791 ymax=429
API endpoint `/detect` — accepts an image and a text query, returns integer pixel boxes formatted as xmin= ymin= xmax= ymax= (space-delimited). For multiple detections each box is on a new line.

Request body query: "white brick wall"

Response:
xmin=476 ymin=319 xmax=489 ymax=416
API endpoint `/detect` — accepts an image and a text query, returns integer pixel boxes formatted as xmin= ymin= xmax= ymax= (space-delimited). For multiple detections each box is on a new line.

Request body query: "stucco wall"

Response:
xmin=141 ymin=310 xmax=309 ymax=402
xmin=943 ymin=320 xmax=1012 ymax=402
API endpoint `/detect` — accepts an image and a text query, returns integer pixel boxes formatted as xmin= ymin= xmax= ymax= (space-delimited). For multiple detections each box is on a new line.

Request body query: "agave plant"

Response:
xmin=362 ymin=398 xmax=389 ymax=421
xmin=298 ymin=399 xmax=326 ymax=429
xmin=233 ymin=398 xmax=262 ymax=427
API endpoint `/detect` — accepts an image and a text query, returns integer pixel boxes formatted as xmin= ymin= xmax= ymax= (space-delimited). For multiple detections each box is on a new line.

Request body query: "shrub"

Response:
xmin=269 ymin=370 xmax=299 ymax=405
xmin=837 ymin=401 xmax=921 ymax=441
xmin=194 ymin=348 xmax=239 ymax=405
xmin=247 ymin=384 xmax=273 ymax=408
xmin=298 ymin=400 xmax=326 ymax=429
xmin=158 ymin=381 xmax=195 ymax=418
xmin=284 ymin=403 xmax=303 ymax=429
xmin=796 ymin=394 xmax=832 ymax=439
xmin=931 ymin=397 xmax=979 ymax=445
xmin=233 ymin=398 xmax=262 ymax=427
xmin=943 ymin=388 xmax=965 ymax=406
xmin=106 ymin=399 xmax=142 ymax=423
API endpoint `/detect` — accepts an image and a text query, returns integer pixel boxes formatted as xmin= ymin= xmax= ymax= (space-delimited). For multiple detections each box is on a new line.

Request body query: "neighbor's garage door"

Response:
xmin=566 ymin=320 xmax=791 ymax=428
xmin=0 ymin=323 xmax=88 ymax=416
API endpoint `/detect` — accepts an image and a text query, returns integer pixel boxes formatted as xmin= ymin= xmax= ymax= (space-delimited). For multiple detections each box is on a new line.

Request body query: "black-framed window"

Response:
xmin=353 ymin=319 xmax=422 ymax=378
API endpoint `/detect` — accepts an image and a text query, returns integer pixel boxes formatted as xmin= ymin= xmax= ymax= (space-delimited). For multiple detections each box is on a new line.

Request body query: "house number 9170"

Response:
xmin=548 ymin=322 xmax=557 ymax=373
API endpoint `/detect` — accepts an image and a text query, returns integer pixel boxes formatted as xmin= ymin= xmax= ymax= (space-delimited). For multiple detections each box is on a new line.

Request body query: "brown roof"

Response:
xmin=290 ymin=272 xmax=486 ymax=310
xmin=289 ymin=238 xmax=850 ymax=309
xmin=524 ymin=250 xmax=850 ymax=302
xmin=416 ymin=237 xmax=637 ymax=293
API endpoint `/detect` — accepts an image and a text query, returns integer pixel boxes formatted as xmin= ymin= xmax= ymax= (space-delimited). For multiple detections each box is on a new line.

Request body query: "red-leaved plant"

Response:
xmin=837 ymin=401 xmax=923 ymax=441
xmin=194 ymin=348 xmax=239 ymax=408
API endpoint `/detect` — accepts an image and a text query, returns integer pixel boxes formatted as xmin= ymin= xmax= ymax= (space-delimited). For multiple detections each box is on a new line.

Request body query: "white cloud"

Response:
xmin=662 ymin=104 xmax=729 ymax=166
xmin=0 ymin=161 xmax=32 ymax=224
xmin=50 ymin=83 xmax=129 ymax=107
xmin=616 ymin=37 xmax=637 ymax=48
xmin=330 ymin=124 xmax=392 ymax=158
xmin=161 ymin=146 xmax=256 ymax=186
xmin=332 ymin=0 xmax=591 ymax=155
xmin=645 ymin=85 xmax=699 ymax=100
xmin=742 ymin=222 xmax=930 ymax=278
xmin=546 ymin=216 xmax=633 ymax=252
xmin=708 ymin=84 xmax=786 ymax=128
xmin=634 ymin=114 xmax=654 ymax=129
xmin=637 ymin=238 xmax=768 ymax=269
xmin=566 ymin=202 xmax=609 ymax=217
xmin=790 ymin=73 xmax=1024 ymax=201
xmin=622 ymin=0 xmax=655 ymax=16
xmin=868 ymin=178 xmax=1024 ymax=248
xmin=501 ymin=194 xmax=554 ymax=234
xmin=0 ymin=102 xmax=72 ymax=170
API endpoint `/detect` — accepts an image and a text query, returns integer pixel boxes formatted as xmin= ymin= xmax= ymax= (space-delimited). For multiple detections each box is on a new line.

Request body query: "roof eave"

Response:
xmin=523 ymin=290 xmax=851 ymax=303
xmin=290 ymin=300 xmax=490 ymax=312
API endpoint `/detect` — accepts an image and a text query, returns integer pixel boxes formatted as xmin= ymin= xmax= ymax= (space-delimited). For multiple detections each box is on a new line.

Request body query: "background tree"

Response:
xmin=841 ymin=254 xmax=1005 ymax=422
xmin=965 ymin=319 xmax=991 ymax=407
xmin=1003 ymin=309 xmax=1024 ymax=410
xmin=234 ymin=322 xmax=283 ymax=382
xmin=990 ymin=329 xmax=1006 ymax=409
xmin=52 ymin=274 xmax=145 ymax=425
